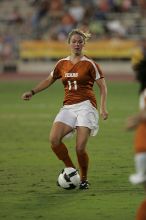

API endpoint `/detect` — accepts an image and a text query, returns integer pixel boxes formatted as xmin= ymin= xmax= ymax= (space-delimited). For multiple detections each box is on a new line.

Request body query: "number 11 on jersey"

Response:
xmin=68 ymin=80 xmax=77 ymax=90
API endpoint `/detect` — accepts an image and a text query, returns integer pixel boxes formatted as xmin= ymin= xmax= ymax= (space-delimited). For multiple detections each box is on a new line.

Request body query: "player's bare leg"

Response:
xmin=49 ymin=122 xmax=75 ymax=168
xmin=76 ymin=126 xmax=90 ymax=189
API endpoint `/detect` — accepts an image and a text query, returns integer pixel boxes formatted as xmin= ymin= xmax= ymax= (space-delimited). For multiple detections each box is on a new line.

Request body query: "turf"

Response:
xmin=0 ymin=79 xmax=144 ymax=220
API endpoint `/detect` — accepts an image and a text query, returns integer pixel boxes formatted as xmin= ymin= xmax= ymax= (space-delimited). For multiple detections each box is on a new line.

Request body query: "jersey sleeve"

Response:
xmin=50 ymin=61 xmax=62 ymax=80
xmin=90 ymin=61 xmax=104 ymax=80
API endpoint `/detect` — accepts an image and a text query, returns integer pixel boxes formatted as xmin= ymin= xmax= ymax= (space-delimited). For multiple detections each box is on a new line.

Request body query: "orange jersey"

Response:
xmin=51 ymin=56 xmax=104 ymax=108
xmin=135 ymin=89 xmax=146 ymax=153
xmin=135 ymin=121 xmax=146 ymax=153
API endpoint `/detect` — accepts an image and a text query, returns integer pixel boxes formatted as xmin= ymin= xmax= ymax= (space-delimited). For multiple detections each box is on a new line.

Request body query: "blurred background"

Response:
xmin=0 ymin=0 xmax=145 ymax=76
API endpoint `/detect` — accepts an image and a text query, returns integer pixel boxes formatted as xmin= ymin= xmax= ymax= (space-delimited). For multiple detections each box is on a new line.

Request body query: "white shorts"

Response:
xmin=54 ymin=100 xmax=99 ymax=137
xmin=129 ymin=153 xmax=146 ymax=184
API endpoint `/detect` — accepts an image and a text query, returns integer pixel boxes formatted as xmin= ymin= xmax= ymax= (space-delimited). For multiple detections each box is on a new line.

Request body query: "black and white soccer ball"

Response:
xmin=57 ymin=167 xmax=80 ymax=190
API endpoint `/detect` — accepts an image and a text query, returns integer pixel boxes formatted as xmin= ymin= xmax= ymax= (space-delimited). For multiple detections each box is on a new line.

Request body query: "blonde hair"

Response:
xmin=67 ymin=29 xmax=91 ymax=44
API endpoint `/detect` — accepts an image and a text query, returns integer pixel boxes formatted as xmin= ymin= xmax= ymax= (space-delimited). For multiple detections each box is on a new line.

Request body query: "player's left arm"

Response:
xmin=96 ymin=78 xmax=108 ymax=120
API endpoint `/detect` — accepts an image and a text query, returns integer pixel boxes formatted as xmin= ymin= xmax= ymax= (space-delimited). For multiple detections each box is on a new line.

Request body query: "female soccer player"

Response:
xmin=127 ymin=59 xmax=146 ymax=218
xmin=22 ymin=29 xmax=108 ymax=189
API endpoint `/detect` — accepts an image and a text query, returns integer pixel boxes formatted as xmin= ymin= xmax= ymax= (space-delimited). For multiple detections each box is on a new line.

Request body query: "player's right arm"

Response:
xmin=21 ymin=74 xmax=55 ymax=100
xmin=126 ymin=110 xmax=146 ymax=131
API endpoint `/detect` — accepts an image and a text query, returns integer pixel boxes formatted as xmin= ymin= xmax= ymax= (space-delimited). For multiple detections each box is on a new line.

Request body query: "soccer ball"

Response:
xmin=57 ymin=167 xmax=80 ymax=190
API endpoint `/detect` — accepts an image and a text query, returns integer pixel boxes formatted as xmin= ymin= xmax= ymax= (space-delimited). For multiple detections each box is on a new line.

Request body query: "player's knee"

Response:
xmin=49 ymin=134 xmax=61 ymax=148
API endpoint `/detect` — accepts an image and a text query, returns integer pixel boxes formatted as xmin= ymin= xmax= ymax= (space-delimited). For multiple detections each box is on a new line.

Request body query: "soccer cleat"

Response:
xmin=79 ymin=180 xmax=89 ymax=189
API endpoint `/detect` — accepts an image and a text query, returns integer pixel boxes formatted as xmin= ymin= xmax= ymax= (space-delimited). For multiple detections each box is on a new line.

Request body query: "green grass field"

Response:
xmin=0 ymin=79 xmax=144 ymax=220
